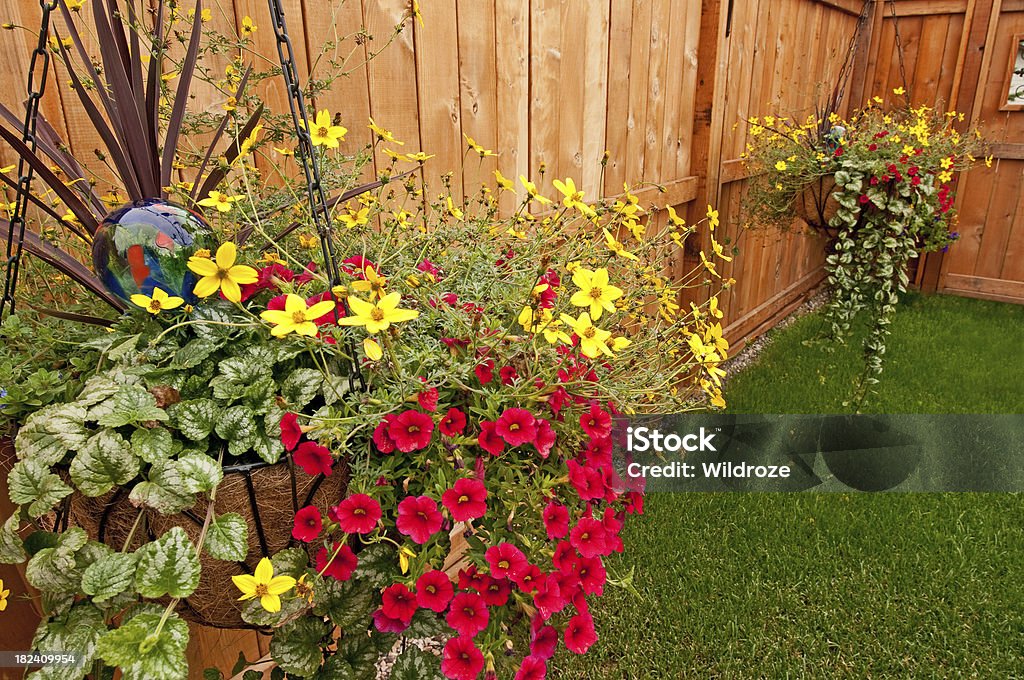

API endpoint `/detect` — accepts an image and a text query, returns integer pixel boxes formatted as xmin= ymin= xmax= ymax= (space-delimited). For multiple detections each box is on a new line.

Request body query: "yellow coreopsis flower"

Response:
xmin=363 ymin=337 xmax=383 ymax=361
xmin=552 ymin=177 xmax=591 ymax=214
xmin=369 ymin=118 xmax=403 ymax=145
xmin=405 ymin=151 xmax=435 ymax=162
xmin=260 ymin=294 xmax=336 ymax=337
xmin=0 ymin=578 xmax=9 ymax=612
xmin=774 ymin=160 xmax=788 ymax=171
xmin=308 ymin=110 xmax=347 ymax=148
xmin=351 ymin=265 xmax=388 ymax=299
xmin=700 ymin=251 xmax=720 ymax=278
xmin=706 ymin=205 xmax=720 ymax=230
xmin=602 ymin=229 xmax=638 ymax=261
xmin=711 ymin=236 xmax=733 ymax=262
xmin=446 ymin=196 xmax=464 ymax=219
xmin=198 ymin=190 xmax=241 ymax=213
xmin=130 ymin=287 xmax=184 ymax=315
xmin=337 ymin=292 xmax=419 ymax=334
xmin=494 ymin=169 xmax=514 ymax=190
xmin=338 ymin=206 xmax=370 ymax=228
xmin=241 ymin=15 xmax=256 ymax=35
xmin=570 ymin=267 xmax=623 ymax=320
xmin=231 ymin=557 xmax=296 ymax=613
xmin=187 ymin=242 xmax=259 ymax=302
xmin=893 ymin=86 xmax=905 ymax=96
xmin=560 ymin=312 xmax=614 ymax=359
xmin=666 ymin=205 xmax=686 ymax=227
xmin=519 ymin=175 xmax=552 ymax=205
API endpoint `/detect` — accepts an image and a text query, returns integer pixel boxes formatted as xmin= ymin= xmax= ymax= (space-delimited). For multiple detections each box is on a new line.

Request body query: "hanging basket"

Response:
xmin=60 ymin=458 xmax=348 ymax=629
xmin=793 ymin=174 xmax=841 ymax=232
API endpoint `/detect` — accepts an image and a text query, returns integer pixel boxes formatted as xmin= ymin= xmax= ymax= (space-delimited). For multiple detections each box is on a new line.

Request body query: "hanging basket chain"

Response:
xmin=888 ymin=0 xmax=912 ymax=101
xmin=0 ymin=0 xmax=59 ymax=318
xmin=265 ymin=0 xmax=364 ymax=388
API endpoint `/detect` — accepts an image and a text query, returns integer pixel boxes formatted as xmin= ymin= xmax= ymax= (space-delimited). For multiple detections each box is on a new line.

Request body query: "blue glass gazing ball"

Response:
xmin=92 ymin=199 xmax=213 ymax=303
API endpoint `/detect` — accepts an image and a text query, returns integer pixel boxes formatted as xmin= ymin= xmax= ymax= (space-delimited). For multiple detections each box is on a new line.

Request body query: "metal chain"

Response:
xmin=265 ymin=0 xmax=363 ymax=387
xmin=0 ymin=0 xmax=59 ymax=318
xmin=888 ymin=0 xmax=912 ymax=101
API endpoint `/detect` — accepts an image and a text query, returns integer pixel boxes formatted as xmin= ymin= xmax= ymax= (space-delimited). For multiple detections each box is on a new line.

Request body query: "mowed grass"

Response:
xmin=549 ymin=293 xmax=1024 ymax=678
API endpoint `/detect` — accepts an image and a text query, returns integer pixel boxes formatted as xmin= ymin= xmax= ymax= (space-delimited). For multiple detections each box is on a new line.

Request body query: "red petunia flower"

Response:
xmin=441 ymin=477 xmax=488 ymax=521
xmin=417 ymin=385 xmax=440 ymax=412
xmin=291 ymin=505 xmax=322 ymax=542
xmin=280 ymin=412 xmax=302 ymax=451
xmin=441 ymin=636 xmax=484 ymax=680
xmin=552 ymin=541 xmax=579 ymax=574
xmin=570 ymin=517 xmax=608 ymax=558
xmin=373 ymin=607 xmax=410 ymax=634
xmin=564 ymin=613 xmax=597 ymax=654
xmin=567 ymin=460 xmax=605 ymax=501
xmin=580 ymin=404 xmax=612 ymax=440
xmin=330 ymin=493 xmax=382 ymax=535
xmin=396 ymin=495 xmax=444 ymax=544
xmin=477 ymin=421 xmax=505 ymax=456
xmin=439 ymin=408 xmax=468 ymax=437
xmin=458 ymin=565 xmax=489 ymax=593
xmin=373 ymin=415 xmax=398 ymax=453
xmin=533 ymin=419 xmax=556 ymax=458
xmin=533 ymin=574 xmax=565 ymax=620
xmin=480 ymin=575 xmax=511 ymax=607
xmin=512 ymin=563 xmax=544 ymax=593
xmin=495 ymin=408 xmax=537 ymax=447
xmin=417 ymin=259 xmax=442 ymax=280
xmin=515 ymin=656 xmax=547 ymax=680
xmin=389 ymin=410 xmax=435 ymax=452
xmin=542 ymin=502 xmax=570 ymax=540
xmin=446 ymin=592 xmax=489 ymax=637
xmin=485 ymin=542 xmax=528 ymax=581
xmin=316 ymin=542 xmax=358 ymax=581
xmin=416 ymin=569 xmax=455 ymax=612
xmin=293 ymin=441 xmax=334 ymax=476
xmin=380 ymin=583 xmax=418 ymax=625
xmin=575 ymin=555 xmax=607 ymax=596
xmin=474 ymin=360 xmax=494 ymax=385
xmin=499 ymin=366 xmax=519 ymax=386
xmin=530 ymin=620 xmax=559 ymax=660
xmin=342 ymin=255 xmax=376 ymax=278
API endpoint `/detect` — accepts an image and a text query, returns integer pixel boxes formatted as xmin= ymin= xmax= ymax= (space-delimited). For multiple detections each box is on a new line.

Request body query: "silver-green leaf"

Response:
xmin=8 ymin=459 xmax=73 ymax=518
xmin=131 ymin=427 xmax=174 ymax=464
xmin=15 ymin=403 xmax=90 ymax=465
xmin=69 ymin=431 xmax=140 ymax=497
xmin=96 ymin=607 xmax=189 ymax=680
xmin=81 ymin=552 xmax=138 ymax=603
xmin=204 ymin=513 xmax=248 ymax=562
xmin=134 ymin=527 xmax=201 ymax=599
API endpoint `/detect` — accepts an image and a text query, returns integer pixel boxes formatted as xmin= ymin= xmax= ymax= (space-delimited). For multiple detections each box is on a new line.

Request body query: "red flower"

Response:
xmin=580 ymin=404 xmax=612 ymax=439
xmin=280 ymin=412 xmax=302 ymax=451
xmin=499 ymin=366 xmax=519 ymax=385
xmin=533 ymin=419 xmax=556 ymax=458
xmin=330 ymin=493 xmax=382 ymax=535
xmin=477 ymin=421 xmax=505 ymax=456
xmin=342 ymin=255 xmax=376 ymax=278
xmin=552 ymin=541 xmax=580 ymax=574
xmin=533 ymin=574 xmax=566 ymax=620
xmin=373 ymin=415 xmax=397 ymax=453
xmin=416 ymin=569 xmax=455 ymax=612
xmin=316 ymin=542 xmax=358 ymax=581
xmin=441 ymin=636 xmax=484 ymax=680
xmin=474 ymin=360 xmax=494 ymax=385
xmin=512 ymin=563 xmax=543 ymax=593
xmin=458 ymin=566 xmax=489 ymax=593
xmin=494 ymin=408 xmax=537 ymax=447
xmin=858 ymin=194 xmax=870 ymax=204
xmin=446 ymin=592 xmax=489 ymax=637
xmin=295 ymin=262 xmax=317 ymax=284
xmin=442 ymin=478 xmax=488 ymax=521
xmin=388 ymin=410 xmax=435 ymax=452
xmin=567 ymin=459 xmax=606 ymax=501
xmin=564 ymin=613 xmax=597 ymax=654
xmin=439 ymin=408 xmax=468 ymax=437
xmin=575 ymin=555 xmax=607 ymax=596
xmin=381 ymin=583 xmax=418 ymax=624
xmin=570 ymin=517 xmax=608 ymax=558
xmin=543 ymin=502 xmax=570 ymax=539
xmin=416 ymin=386 xmax=440 ymax=412
xmin=396 ymin=495 xmax=444 ymax=544
xmin=293 ymin=441 xmax=334 ymax=476
xmin=833 ymin=146 xmax=844 ymax=158
xmin=515 ymin=656 xmax=547 ymax=680
xmin=480 ymin=576 xmax=511 ymax=607
xmin=291 ymin=505 xmax=322 ymax=542
xmin=530 ymin=620 xmax=559 ymax=659
xmin=373 ymin=607 xmax=410 ymax=634
xmin=417 ymin=259 xmax=442 ymax=280
xmin=485 ymin=542 xmax=528 ymax=580
xmin=868 ymin=143 xmax=878 ymax=151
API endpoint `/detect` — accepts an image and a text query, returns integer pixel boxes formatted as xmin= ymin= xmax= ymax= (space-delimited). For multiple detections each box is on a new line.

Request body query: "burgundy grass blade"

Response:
xmin=27 ymin=304 xmax=116 ymax=327
xmin=0 ymin=172 xmax=91 ymax=242
xmin=189 ymin=65 xmax=253 ymax=202
xmin=194 ymin=102 xmax=265 ymax=202
xmin=161 ymin=0 xmax=204 ymax=191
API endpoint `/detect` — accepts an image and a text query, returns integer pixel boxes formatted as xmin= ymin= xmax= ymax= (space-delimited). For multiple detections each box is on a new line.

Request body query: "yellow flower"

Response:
xmin=700 ymin=251 xmax=720 ymax=278
xmin=984 ymin=155 xmax=993 ymax=168
xmin=0 ymin=164 xmax=14 ymax=174
xmin=602 ymin=229 xmax=638 ymax=261
xmin=337 ymin=292 xmax=419 ymax=334
xmin=66 ymin=0 xmax=85 ymax=11
xmin=187 ymin=242 xmax=259 ymax=302
xmin=494 ymin=169 xmax=513 ymax=190
xmin=351 ymin=265 xmax=388 ymax=299
xmin=774 ymin=160 xmax=788 ymax=171
xmin=231 ymin=557 xmax=295 ymax=613
xmin=940 ymin=157 xmax=954 ymax=170
xmin=463 ymin=134 xmax=494 ymax=157
xmin=198 ymin=190 xmax=241 ymax=213
xmin=369 ymin=118 xmax=403 ymax=145
xmin=706 ymin=205 xmax=720 ymax=230
xmin=338 ymin=206 xmax=370 ymax=228
xmin=238 ymin=124 xmax=263 ymax=157
xmin=100 ymin=191 xmax=123 ymax=208
xmin=711 ymin=236 xmax=733 ymax=262
xmin=560 ymin=312 xmax=614 ymax=359
xmin=307 ymin=110 xmax=347 ymax=148
xmin=241 ymin=15 xmax=256 ymax=35
xmin=398 ymin=546 xmax=417 ymax=574
xmin=130 ymin=287 xmax=184 ymax=315
xmin=405 ymin=151 xmax=435 ymax=162
xmin=0 ymin=577 xmax=9 ymax=612
xmin=709 ymin=296 xmax=723 ymax=319
xmin=274 ymin=146 xmax=295 ymax=157
xmin=893 ymin=86 xmax=905 ymax=96
xmin=201 ymin=8 xmax=212 ymax=22
xmin=570 ymin=267 xmax=623 ymax=320
xmin=666 ymin=205 xmax=686 ymax=227
xmin=519 ymin=175 xmax=552 ymax=205
xmin=552 ymin=177 xmax=590 ymax=214
xmin=363 ymin=337 xmax=383 ymax=361
xmin=260 ymin=294 xmax=336 ymax=337
xmin=446 ymin=196 xmax=464 ymax=219
xmin=222 ymin=97 xmax=237 ymax=112
xmin=298 ymin=232 xmax=319 ymax=249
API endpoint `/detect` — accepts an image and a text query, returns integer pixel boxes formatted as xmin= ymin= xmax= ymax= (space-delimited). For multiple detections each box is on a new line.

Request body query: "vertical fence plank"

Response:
xmin=529 ymin=0 xmax=560 ymax=195
xmin=494 ymin=0 xmax=529 ymax=211
xmin=580 ymin=1 xmax=610 ymax=197
xmin=457 ymin=0 xmax=498 ymax=200
xmin=604 ymin=0 xmax=634 ymax=193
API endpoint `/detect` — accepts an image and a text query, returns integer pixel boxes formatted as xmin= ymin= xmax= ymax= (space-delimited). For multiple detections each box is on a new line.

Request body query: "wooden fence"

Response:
xmin=1 ymin=0 xmax=1022 ymax=674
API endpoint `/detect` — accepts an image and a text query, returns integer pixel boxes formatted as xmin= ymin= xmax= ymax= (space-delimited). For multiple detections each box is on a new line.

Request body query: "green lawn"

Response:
xmin=549 ymin=292 xmax=1024 ymax=678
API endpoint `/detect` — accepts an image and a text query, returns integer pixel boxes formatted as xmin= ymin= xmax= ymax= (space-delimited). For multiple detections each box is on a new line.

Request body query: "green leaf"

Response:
xmin=95 ymin=385 xmax=168 ymax=427
xmin=253 ymin=431 xmax=284 ymax=465
xmin=353 ymin=544 xmax=399 ymax=588
xmin=15 ymin=403 xmax=90 ymax=465
xmin=272 ymin=547 xmax=313 ymax=578
xmin=241 ymin=590 xmax=309 ymax=628
xmin=96 ymin=607 xmax=189 ymax=680
xmin=312 ymin=576 xmax=374 ymax=631
xmin=107 ymin=333 xmax=141 ymax=360
xmin=405 ymin=608 xmax=446 ymax=639
xmin=0 ymin=513 xmax=26 ymax=563
xmin=69 ymin=431 xmax=140 ymax=497
xmin=203 ymin=669 xmax=224 ymax=680
xmin=172 ymin=337 xmax=224 ymax=369
xmin=131 ymin=427 xmax=174 ymax=464
xmin=171 ymin=399 xmax=218 ymax=441
xmin=75 ymin=374 xmax=126 ymax=406
xmin=177 ymin=452 xmax=224 ymax=493
xmin=130 ymin=459 xmax=195 ymax=514
xmin=26 ymin=528 xmax=88 ymax=593
xmin=205 ymin=513 xmax=248 ymax=562
xmin=282 ymin=369 xmax=323 ymax=409
xmin=215 ymin=406 xmax=259 ymax=456
xmin=81 ymin=552 xmax=138 ymax=603
xmin=218 ymin=356 xmax=265 ymax=384
xmin=391 ymin=646 xmax=443 ymax=680
xmin=335 ymin=634 xmax=377 ymax=680
xmin=269 ymin=618 xmax=330 ymax=678
xmin=8 ymin=459 xmax=73 ymax=518
xmin=321 ymin=374 xmax=352 ymax=406
xmin=134 ymin=527 xmax=201 ymax=599
xmin=30 ymin=602 xmax=106 ymax=680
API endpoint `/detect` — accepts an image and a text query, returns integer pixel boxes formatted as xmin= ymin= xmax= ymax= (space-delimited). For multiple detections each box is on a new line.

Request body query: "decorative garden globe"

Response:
xmin=92 ymin=198 xmax=213 ymax=303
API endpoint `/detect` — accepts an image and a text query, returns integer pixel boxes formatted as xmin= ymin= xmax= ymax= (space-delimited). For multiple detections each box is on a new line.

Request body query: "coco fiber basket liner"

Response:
xmin=794 ymin=174 xmax=841 ymax=232
xmin=65 ymin=458 xmax=348 ymax=629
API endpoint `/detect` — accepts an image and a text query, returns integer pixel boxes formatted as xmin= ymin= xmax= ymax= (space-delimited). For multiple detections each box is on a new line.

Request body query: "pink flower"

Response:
xmin=533 ymin=575 xmax=565 ymax=620
xmin=530 ymin=620 xmax=559 ymax=660
xmin=441 ymin=636 xmax=484 ymax=680
xmin=293 ymin=441 xmax=334 ymax=476
xmin=570 ymin=517 xmax=607 ymax=558
xmin=474 ymin=360 xmax=494 ymax=385
xmin=575 ymin=555 xmax=607 ymax=596
xmin=441 ymin=478 xmax=488 ymax=521
xmin=330 ymin=493 xmax=382 ymax=535
xmin=373 ymin=607 xmax=409 ymax=634
xmin=291 ymin=505 xmax=322 ymax=542
xmin=416 ymin=570 xmax=455 ymax=612
xmin=495 ymin=408 xmax=537 ymax=447
xmin=439 ymin=408 xmax=468 ymax=437
xmin=533 ymin=419 xmax=556 ymax=458
xmin=477 ymin=421 xmax=505 ymax=456
xmin=446 ymin=592 xmax=489 ymax=637
xmin=567 ymin=460 xmax=605 ymax=501
xmin=396 ymin=495 xmax=444 ymax=544
xmin=342 ymin=255 xmax=375 ymax=278
xmin=580 ymin=404 xmax=612 ymax=439
xmin=564 ymin=613 xmax=597 ymax=654
xmin=479 ymin=576 xmax=510 ymax=607
xmin=542 ymin=502 xmax=570 ymax=539
xmin=417 ymin=385 xmax=440 ymax=412
xmin=381 ymin=583 xmax=418 ymax=624
xmin=373 ymin=415 xmax=397 ymax=453
xmin=512 ymin=563 xmax=543 ymax=593
xmin=316 ymin=542 xmax=358 ymax=581
xmin=458 ymin=566 xmax=488 ymax=593
xmin=280 ymin=412 xmax=302 ymax=451
xmin=515 ymin=656 xmax=547 ymax=680
xmin=499 ymin=366 xmax=519 ymax=386
xmin=485 ymin=542 xmax=528 ymax=580
xmin=417 ymin=259 xmax=442 ymax=280
xmin=389 ymin=410 xmax=435 ymax=452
